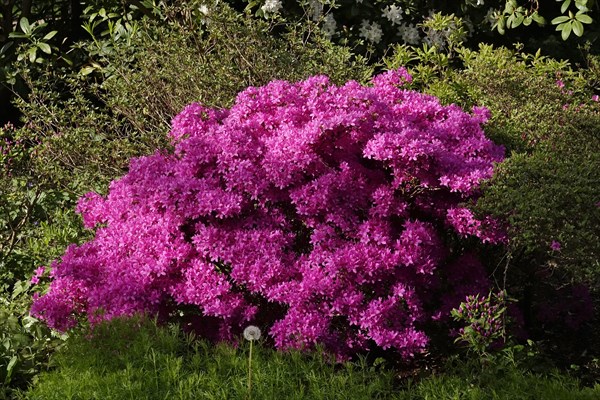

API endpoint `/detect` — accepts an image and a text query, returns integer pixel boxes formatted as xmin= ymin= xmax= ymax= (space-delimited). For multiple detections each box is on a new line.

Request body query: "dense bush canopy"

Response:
xmin=31 ymin=69 xmax=504 ymax=358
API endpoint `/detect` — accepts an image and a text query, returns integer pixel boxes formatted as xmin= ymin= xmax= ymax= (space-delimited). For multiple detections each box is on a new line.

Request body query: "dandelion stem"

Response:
xmin=247 ymin=340 xmax=253 ymax=400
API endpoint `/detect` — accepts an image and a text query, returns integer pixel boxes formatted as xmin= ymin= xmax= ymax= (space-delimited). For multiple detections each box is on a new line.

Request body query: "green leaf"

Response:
xmin=43 ymin=30 xmax=57 ymax=40
xmin=22 ymin=316 xmax=37 ymax=330
xmin=79 ymin=66 xmax=96 ymax=75
xmin=505 ymin=1 xmax=515 ymax=13
xmin=507 ymin=14 xmax=515 ymax=28
xmin=572 ymin=20 xmax=584 ymax=36
xmin=532 ymin=12 xmax=546 ymax=25
xmin=575 ymin=0 xmax=589 ymax=11
xmin=561 ymin=0 xmax=572 ymax=13
xmin=514 ymin=14 xmax=525 ymax=27
xmin=28 ymin=47 xmax=37 ymax=63
xmin=562 ymin=22 xmax=573 ymax=39
xmin=0 ymin=41 xmax=12 ymax=54
xmin=8 ymin=32 xmax=27 ymax=39
xmin=19 ymin=17 xmax=31 ymax=35
xmin=4 ymin=356 xmax=18 ymax=384
xmin=37 ymin=42 xmax=51 ymax=54
xmin=498 ymin=16 xmax=506 ymax=34
xmin=523 ymin=16 xmax=533 ymax=26
xmin=576 ymin=13 xmax=593 ymax=23
xmin=552 ymin=15 xmax=571 ymax=24
xmin=11 ymin=281 xmax=25 ymax=299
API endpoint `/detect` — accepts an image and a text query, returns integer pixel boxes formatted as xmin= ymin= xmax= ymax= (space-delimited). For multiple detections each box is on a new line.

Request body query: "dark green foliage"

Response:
xmin=0 ymin=123 xmax=89 ymax=284
xmin=0 ymin=281 xmax=66 ymax=399
xmin=387 ymin=42 xmax=600 ymax=285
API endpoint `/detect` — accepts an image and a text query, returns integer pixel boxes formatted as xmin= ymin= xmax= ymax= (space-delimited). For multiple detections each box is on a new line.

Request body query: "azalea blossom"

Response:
xmin=382 ymin=5 xmax=403 ymax=25
xmin=399 ymin=23 xmax=420 ymax=44
xmin=32 ymin=70 xmax=504 ymax=358
xmin=261 ymin=0 xmax=282 ymax=14
xmin=322 ymin=13 xmax=336 ymax=38
xmin=359 ymin=20 xmax=383 ymax=43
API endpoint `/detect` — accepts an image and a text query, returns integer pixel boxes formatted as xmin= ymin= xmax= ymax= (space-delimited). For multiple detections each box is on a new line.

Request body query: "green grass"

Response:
xmin=17 ymin=316 xmax=600 ymax=400
xmin=402 ymin=359 xmax=600 ymax=400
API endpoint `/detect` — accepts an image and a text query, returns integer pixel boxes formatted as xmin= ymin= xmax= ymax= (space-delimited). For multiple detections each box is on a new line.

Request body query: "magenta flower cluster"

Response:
xmin=31 ymin=70 xmax=505 ymax=358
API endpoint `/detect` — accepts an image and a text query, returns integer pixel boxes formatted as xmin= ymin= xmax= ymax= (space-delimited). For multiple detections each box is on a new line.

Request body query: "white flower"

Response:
xmin=359 ymin=20 xmax=383 ymax=44
xmin=399 ymin=23 xmax=420 ymax=45
xmin=198 ymin=4 xmax=209 ymax=15
xmin=382 ymin=5 xmax=403 ymax=26
xmin=261 ymin=0 xmax=282 ymax=14
xmin=243 ymin=325 xmax=261 ymax=341
xmin=424 ymin=30 xmax=445 ymax=48
xmin=477 ymin=0 xmax=485 ymax=6
xmin=322 ymin=13 xmax=336 ymax=39
xmin=308 ymin=0 xmax=324 ymax=22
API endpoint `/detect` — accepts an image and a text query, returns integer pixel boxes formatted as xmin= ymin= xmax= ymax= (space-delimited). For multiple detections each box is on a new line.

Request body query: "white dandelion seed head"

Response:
xmin=243 ymin=325 xmax=262 ymax=341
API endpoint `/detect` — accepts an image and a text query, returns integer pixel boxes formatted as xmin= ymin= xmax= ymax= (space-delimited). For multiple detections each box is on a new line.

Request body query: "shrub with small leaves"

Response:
xmin=451 ymin=291 xmax=507 ymax=357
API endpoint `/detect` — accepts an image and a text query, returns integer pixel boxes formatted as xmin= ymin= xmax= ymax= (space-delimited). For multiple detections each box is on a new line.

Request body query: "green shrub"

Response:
xmin=386 ymin=42 xmax=600 ymax=284
xmin=0 ymin=280 xmax=66 ymax=399
xmin=384 ymin=42 xmax=600 ymax=371
xmin=97 ymin=2 xmax=373 ymax=135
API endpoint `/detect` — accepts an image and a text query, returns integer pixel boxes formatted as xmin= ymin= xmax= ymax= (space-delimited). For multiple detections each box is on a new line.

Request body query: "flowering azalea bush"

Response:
xmin=31 ymin=69 xmax=505 ymax=358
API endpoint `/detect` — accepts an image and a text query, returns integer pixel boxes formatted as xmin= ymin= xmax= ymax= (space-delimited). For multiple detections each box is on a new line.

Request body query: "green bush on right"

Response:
xmin=385 ymin=38 xmax=600 ymax=371
xmin=387 ymin=41 xmax=600 ymax=286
